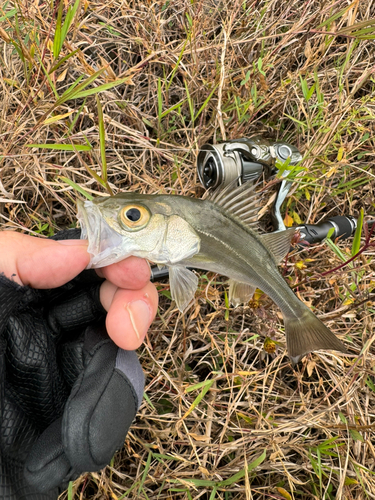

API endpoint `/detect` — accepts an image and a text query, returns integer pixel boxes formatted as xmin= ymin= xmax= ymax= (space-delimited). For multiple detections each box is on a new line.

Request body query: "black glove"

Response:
xmin=0 ymin=230 xmax=144 ymax=500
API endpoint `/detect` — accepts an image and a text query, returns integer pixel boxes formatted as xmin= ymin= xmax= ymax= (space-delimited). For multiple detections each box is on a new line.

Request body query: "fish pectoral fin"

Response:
xmin=228 ymin=279 xmax=256 ymax=307
xmin=169 ymin=266 xmax=198 ymax=312
xmin=260 ymin=227 xmax=295 ymax=264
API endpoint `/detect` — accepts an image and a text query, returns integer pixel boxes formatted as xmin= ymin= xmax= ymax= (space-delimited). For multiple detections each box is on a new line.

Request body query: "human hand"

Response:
xmin=0 ymin=230 xmax=158 ymax=350
xmin=0 ymin=229 xmax=158 ymax=499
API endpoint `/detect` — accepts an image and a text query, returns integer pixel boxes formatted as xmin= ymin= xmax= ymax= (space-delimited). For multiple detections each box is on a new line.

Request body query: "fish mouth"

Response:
xmin=77 ymin=199 xmax=124 ymax=268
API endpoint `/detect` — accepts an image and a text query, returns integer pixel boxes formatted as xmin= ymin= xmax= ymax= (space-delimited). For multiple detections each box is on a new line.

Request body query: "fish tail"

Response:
xmin=284 ymin=308 xmax=348 ymax=364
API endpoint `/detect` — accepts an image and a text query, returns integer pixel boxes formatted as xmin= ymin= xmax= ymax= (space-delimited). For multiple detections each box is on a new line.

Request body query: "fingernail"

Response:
xmin=125 ymin=300 xmax=152 ymax=341
xmin=57 ymin=239 xmax=88 ymax=246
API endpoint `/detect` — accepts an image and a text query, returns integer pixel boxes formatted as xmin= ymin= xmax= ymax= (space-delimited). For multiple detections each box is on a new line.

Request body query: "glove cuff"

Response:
xmin=115 ymin=349 xmax=144 ymax=410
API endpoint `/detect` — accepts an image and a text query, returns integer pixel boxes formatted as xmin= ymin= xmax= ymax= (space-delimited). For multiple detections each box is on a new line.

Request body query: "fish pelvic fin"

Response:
xmin=169 ymin=265 xmax=198 ymax=312
xmin=285 ymin=309 xmax=348 ymax=364
xmin=228 ymin=279 xmax=256 ymax=307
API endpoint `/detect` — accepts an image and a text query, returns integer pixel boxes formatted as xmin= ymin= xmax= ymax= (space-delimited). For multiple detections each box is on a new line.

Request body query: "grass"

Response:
xmin=1 ymin=0 xmax=375 ymax=499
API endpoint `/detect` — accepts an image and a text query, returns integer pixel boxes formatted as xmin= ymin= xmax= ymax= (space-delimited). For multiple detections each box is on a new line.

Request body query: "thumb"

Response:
xmin=0 ymin=232 xmax=90 ymax=289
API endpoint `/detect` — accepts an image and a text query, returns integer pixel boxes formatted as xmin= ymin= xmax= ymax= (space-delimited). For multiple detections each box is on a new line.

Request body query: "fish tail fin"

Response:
xmin=285 ymin=308 xmax=348 ymax=364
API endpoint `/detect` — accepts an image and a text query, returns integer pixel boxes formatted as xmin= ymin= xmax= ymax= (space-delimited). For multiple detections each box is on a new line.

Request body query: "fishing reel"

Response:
xmin=197 ymin=137 xmax=360 ymax=243
xmin=197 ymin=136 xmax=302 ymax=190
xmin=197 ymin=137 xmax=302 ymax=231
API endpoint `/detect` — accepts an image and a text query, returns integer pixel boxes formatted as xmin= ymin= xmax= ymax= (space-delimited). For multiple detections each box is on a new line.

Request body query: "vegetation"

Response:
xmin=1 ymin=0 xmax=375 ymax=498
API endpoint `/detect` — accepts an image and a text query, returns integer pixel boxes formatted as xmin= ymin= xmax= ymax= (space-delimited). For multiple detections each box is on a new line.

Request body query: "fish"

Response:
xmin=77 ymin=181 xmax=348 ymax=364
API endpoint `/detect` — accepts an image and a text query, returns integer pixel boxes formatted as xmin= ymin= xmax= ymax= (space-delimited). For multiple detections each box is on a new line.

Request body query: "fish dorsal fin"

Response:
xmin=169 ymin=265 xmax=198 ymax=312
xmin=208 ymin=179 xmax=262 ymax=228
xmin=260 ymin=228 xmax=295 ymax=264
xmin=228 ymin=279 xmax=256 ymax=307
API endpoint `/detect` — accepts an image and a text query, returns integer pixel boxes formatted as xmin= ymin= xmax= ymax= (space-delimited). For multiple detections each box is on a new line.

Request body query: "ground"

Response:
xmin=1 ymin=0 xmax=375 ymax=499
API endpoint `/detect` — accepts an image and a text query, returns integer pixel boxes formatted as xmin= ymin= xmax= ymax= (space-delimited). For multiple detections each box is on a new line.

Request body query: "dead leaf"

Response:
xmin=304 ymin=40 xmax=312 ymax=60
xmin=277 ymin=487 xmax=293 ymax=500
xmin=56 ymin=68 xmax=68 ymax=82
xmin=307 ymin=360 xmax=316 ymax=377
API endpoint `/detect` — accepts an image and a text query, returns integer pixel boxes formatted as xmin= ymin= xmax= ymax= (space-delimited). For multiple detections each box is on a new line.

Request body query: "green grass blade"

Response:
xmin=26 ymin=143 xmax=92 ymax=151
xmin=61 ymin=0 xmax=80 ymax=44
xmin=349 ymin=429 xmax=364 ymax=442
xmin=224 ymin=289 xmax=230 ymax=320
xmin=96 ymin=95 xmax=107 ymax=182
xmin=138 ymin=451 xmax=153 ymax=493
xmin=317 ymin=3 xmax=355 ymax=29
xmin=325 ymin=236 xmax=349 ymax=264
xmin=157 ymin=78 xmax=163 ymax=134
xmin=172 ymin=478 xmax=217 ymax=487
xmin=337 ymin=18 xmax=375 ymax=34
xmin=184 ymin=79 xmax=194 ymax=123
xmin=351 ymin=208 xmax=364 ymax=257
xmin=169 ymin=450 xmax=266 ymax=489
xmin=53 ymin=0 xmax=63 ymax=59
xmin=36 ymin=54 xmax=58 ymax=99
xmin=143 ymin=392 xmax=156 ymax=410
xmin=355 ymin=35 xmax=375 ymax=40
xmin=59 ymin=74 xmax=86 ymax=100
xmin=166 ymin=38 xmax=188 ymax=91
xmin=161 ymin=99 xmax=187 ymax=118
xmin=283 ymin=113 xmax=308 ymax=129
xmin=168 ymin=489 xmax=193 ymax=500
xmin=366 ymin=377 xmax=375 ymax=392
xmin=49 ymin=48 xmax=79 ymax=74
xmin=59 ymin=176 xmax=93 ymax=200
xmin=152 ymin=453 xmax=183 ymax=462
xmin=186 ymin=379 xmax=215 ymax=393
xmin=0 ymin=8 xmax=17 ymax=22
xmin=67 ymin=481 xmax=73 ymax=500
xmin=9 ymin=40 xmax=25 ymax=63
xmin=72 ymin=78 xmax=129 ymax=100
xmin=183 ymin=378 xmax=215 ymax=418
xmin=58 ymin=68 xmax=107 ymax=103
xmin=84 ymin=164 xmax=107 ymax=188
xmin=66 ymin=97 xmax=86 ymax=135
xmin=208 ymin=487 xmax=218 ymax=500
xmin=216 ymin=450 xmax=266 ymax=487
xmin=53 ymin=0 xmax=80 ymax=60
xmin=194 ymin=84 xmax=219 ymax=121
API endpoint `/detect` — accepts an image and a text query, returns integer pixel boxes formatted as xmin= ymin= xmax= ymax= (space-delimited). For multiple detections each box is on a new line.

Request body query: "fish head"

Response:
xmin=77 ymin=193 xmax=200 ymax=268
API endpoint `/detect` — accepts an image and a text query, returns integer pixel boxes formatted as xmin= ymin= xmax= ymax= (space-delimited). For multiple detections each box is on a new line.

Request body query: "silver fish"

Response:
xmin=77 ymin=182 xmax=347 ymax=364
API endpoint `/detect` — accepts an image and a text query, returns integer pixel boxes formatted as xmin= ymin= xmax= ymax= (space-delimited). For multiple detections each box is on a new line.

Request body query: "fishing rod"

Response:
xmin=151 ymin=136 xmax=370 ymax=281
xmin=150 ymin=215 xmax=374 ymax=281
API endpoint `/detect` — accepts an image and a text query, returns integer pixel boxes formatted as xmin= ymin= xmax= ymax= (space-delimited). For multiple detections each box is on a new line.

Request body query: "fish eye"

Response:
xmin=126 ymin=208 xmax=141 ymax=221
xmin=119 ymin=204 xmax=150 ymax=231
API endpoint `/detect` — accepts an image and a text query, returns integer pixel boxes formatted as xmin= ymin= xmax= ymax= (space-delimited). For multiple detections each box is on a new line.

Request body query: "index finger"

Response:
xmin=96 ymin=257 xmax=151 ymax=290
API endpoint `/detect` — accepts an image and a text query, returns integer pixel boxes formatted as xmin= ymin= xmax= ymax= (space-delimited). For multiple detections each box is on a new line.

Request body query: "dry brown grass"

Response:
xmin=1 ymin=0 xmax=375 ymax=498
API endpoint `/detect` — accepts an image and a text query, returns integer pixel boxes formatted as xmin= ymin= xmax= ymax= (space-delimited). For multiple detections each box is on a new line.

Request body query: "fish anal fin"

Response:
xmin=228 ymin=279 xmax=256 ymax=307
xmin=285 ymin=309 xmax=348 ymax=364
xmin=261 ymin=228 xmax=295 ymax=264
xmin=169 ymin=265 xmax=198 ymax=312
